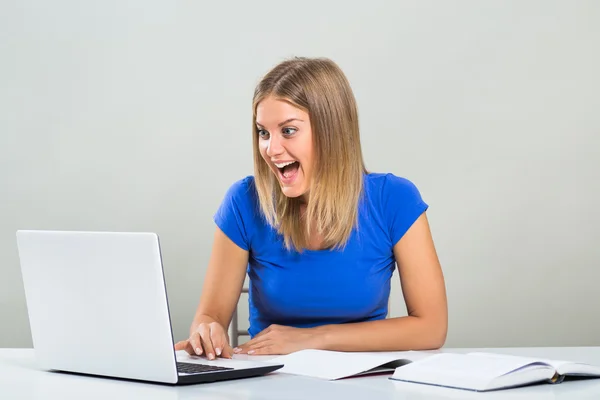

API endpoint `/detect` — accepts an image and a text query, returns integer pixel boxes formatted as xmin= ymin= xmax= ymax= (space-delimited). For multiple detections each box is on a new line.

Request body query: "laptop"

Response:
xmin=15 ymin=230 xmax=283 ymax=385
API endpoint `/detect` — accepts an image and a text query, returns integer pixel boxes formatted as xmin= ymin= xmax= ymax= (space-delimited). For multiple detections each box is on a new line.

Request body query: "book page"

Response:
xmin=391 ymin=353 xmax=555 ymax=391
xmin=269 ymin=349 xmax=432 ymax=380
xmin=468 ymin=352 xmax=600 ymax=377
xmin=468 ymin=352 xmax=557 ymax=366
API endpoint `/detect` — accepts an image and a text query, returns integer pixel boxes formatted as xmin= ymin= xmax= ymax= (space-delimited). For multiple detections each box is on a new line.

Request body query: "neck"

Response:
xmin=300 ymin=191 xmax=309 ymax=205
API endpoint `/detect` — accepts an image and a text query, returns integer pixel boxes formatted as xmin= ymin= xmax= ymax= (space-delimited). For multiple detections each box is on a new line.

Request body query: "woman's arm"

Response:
xmin=315 ymin=212 xmax=447 ymax=351
xmin=236 ymin=212 xmax=447 ymax=355
xmin=192 ymin=226 xmax=248 ymax=328
xmin=175 ymin=226 xmax=248 ymax=358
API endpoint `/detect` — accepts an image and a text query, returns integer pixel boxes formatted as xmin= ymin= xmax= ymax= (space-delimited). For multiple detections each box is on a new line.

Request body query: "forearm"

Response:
xmin=189 ymin=226 xmax=248 ymax=335
xmin=312 ymin=316 xmax=447 ymax=352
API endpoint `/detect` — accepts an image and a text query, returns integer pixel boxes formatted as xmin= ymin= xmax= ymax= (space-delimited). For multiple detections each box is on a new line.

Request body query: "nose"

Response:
xmin=266 ymin=133 xmax=284 ymax=158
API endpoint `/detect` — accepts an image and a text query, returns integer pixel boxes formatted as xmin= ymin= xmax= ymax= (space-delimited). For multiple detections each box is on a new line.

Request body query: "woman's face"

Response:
xmin=256 ymin=96 xmax=314 ymax=201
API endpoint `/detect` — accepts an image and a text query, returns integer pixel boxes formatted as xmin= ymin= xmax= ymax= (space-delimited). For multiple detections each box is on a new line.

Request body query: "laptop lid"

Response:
xmin=16 ymin=230 xmax=179 ymax=384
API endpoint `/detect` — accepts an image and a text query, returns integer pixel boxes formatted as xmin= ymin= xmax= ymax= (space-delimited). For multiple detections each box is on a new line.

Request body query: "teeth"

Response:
xmin=274 ymin=161 xmax=296 ymax=168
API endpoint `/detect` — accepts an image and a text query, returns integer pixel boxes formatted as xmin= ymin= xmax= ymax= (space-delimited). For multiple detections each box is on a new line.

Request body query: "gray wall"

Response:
xmin=1 ymin=0 xmax=599 ymax=349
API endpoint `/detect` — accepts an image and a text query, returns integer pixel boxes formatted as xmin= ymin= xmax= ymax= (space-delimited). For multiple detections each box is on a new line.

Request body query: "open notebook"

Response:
xmin=390 ymin=352 xmax=600 ymax=391
xmin=268 ymin=349 xmax=435 ymax=380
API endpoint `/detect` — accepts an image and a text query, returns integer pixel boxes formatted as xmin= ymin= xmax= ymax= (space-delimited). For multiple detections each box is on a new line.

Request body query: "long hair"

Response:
xmin=251 ymin=57 xmax=366 ymax=252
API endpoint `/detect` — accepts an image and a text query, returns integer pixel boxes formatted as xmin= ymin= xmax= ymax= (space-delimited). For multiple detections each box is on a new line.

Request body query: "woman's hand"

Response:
xmin=234 ymin=324 xmax=320 ymax=355
xmin=174 ymin=320 xmax=234 ymax=359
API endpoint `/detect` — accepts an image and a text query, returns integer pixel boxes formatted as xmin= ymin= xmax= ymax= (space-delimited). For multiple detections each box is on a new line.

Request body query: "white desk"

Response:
xmin=2 ymin=347 xmax=600 ymax=399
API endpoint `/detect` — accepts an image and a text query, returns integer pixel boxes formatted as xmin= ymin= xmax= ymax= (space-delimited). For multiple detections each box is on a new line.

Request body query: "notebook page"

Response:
xmin=390 ymin=353 xmax=554 ymax=391
xmin=269 ymin=349 xmax=431 ymax=380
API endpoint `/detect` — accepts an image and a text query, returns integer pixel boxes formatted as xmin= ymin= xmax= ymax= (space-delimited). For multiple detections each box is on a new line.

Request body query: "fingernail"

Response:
xmin=248 ymin=350 xmax=255 ymax=355
xmin=233 ymin=347 xmax=241 ymax=353
xmin=215 ymin=348 xmax=222 ymax=356
xmin=208 ymin=353 xmax=214 ymax=360
xmin=195 ymin=347 xmax=202 ymax=355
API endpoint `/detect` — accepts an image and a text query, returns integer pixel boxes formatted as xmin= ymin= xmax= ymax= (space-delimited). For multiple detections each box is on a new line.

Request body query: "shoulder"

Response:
xmin=224 ymin=175 xmax=256 ymax=197
xmin=220 ymin=175 xmax=259 ymax=208
xmin=216 ymin=175 xmax=260 ymax=219
xmin=214 ymin=176 xmax=261 ymax=251
xmin=363 ymin=172 xmax=428 ymax=244
xmin=364 ymin=172 xmax=424 ymax=205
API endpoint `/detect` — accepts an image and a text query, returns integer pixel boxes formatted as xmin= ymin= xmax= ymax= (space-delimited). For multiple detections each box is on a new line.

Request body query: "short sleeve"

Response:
xmin=213 ymin=177 xmax=256 ymax=251
xmin=382 ymin=174 xmax=429 ymax=245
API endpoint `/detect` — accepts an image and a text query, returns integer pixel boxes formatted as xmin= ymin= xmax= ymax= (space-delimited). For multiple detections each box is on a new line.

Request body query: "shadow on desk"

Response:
xmin=29 ymin=369 xmax=257 ymax=400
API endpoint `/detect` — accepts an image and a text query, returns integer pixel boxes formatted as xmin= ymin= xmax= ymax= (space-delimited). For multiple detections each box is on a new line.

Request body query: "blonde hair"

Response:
xmin=252 ymin=57 xmax=367 ymax=252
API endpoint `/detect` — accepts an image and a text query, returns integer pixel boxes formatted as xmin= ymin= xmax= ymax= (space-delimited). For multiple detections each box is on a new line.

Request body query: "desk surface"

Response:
xmin=2 ymin=347 xmax=600 ymax=399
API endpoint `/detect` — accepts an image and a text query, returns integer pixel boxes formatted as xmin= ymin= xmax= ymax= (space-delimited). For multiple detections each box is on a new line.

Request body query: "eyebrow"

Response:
xmin=256 ymin=118 xmax=304 ymax=128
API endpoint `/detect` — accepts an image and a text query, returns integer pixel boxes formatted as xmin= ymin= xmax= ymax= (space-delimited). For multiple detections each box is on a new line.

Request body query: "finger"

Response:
xmin=185 ymin=341 xmax=196 ymax=355
xmin=249 ymin=346 xmax=274 ymax=355
xmin=234 ymin=338 xmax=254 ymax=354
xmin=174 ymin=340 xmax=194 ymax=356
xmin=199 ymin=325 xmax=216 ymax=360
xmin=218 ymin=328 xmax=235 ymax=359
xmin=209 ymin=324 xmax=229 ymax=359
xmin=221 ymin=342 xmax=235 ymax=359
xmin=235 ymin=335 xmax=266 ymax=354
xmin=246 ymin=342 xmax=276 ymax=355
xmin=189 ymin=331 xmax=203 ymax=356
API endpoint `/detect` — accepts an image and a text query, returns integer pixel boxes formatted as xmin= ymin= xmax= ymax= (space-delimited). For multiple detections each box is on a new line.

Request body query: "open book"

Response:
xmin=390 ymin=352 xmax=600 ymax=391
xmin=268 ymin=349 xmax=435 ymax=380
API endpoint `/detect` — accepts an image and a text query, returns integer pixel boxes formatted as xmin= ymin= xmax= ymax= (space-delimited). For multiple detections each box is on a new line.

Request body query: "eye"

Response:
xmin=257 ymin=129 xmax=269 ymax=139
xmin=282 ymin=127 xmax=297 ymax=136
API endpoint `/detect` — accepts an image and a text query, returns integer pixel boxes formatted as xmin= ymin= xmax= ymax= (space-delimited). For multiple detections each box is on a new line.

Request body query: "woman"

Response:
xmin=175 ymin=57 xmax=447 ymax=359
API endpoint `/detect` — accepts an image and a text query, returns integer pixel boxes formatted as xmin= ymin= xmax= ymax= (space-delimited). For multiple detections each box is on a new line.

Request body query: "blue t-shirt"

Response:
xmin=213 ymin=173 xmax=428 ymax=337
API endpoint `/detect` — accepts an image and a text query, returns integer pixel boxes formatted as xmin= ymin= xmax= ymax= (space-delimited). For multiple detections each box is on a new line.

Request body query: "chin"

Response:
xmin=280 ymin=188 xmax=302 ymax=198
xmin=280 ymin=185 xmax=307 ymax=199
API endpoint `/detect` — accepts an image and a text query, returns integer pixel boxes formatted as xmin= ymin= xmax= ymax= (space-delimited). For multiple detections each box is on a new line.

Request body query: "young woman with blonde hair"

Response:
xmin=175 ymin=57 xmax=448 ymax=359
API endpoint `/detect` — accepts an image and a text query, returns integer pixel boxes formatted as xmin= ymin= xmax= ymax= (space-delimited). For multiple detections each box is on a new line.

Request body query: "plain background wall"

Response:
xmin=1 ymin=0 xmax=599 ymax=349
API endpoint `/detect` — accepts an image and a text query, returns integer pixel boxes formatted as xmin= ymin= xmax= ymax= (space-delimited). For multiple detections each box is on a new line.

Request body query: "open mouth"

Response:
xmin=275 ymin=161 xmax=300 ymax=183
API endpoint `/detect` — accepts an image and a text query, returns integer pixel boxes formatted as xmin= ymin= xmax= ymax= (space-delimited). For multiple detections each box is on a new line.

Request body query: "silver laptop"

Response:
xmin=16 ymin=230 xmax=283 ymax=385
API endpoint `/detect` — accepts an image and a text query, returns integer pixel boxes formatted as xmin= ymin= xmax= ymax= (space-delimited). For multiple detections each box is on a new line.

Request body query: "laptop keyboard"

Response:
xmin=177 ymin=362 xmax=234 ymax=374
